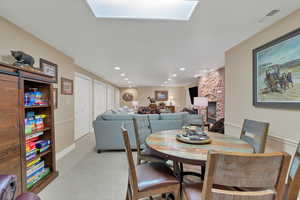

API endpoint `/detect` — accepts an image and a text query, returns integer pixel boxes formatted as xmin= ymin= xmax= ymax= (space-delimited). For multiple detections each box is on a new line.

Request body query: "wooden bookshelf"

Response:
xmin=0 ymin=63 xmax=58 ymax=196
xmin=25 ymin=105 xmax=50 ymax=109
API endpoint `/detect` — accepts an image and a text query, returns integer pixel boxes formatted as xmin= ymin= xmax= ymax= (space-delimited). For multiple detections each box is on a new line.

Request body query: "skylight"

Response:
xmin=86 ymin=0 xmax=199 ymax=21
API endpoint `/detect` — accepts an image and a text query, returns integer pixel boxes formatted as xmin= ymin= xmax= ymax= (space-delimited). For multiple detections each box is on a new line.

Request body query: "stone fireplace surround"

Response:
xmin=198 ymin=67 xmax=225 ymax=121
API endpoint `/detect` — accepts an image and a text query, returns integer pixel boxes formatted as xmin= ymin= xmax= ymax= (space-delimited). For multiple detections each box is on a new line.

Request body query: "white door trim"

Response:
xmin=93 ymin=80 xmax=107 ymax=119
xmin=74 ymin=72 xmax=93 ymax=140
xmin=106 ymin=84 xmax=115 ymax=110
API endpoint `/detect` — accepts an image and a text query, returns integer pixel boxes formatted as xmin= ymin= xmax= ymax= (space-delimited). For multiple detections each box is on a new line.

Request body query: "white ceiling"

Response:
xmin=1 ymin=0 xmax=300 ymax=87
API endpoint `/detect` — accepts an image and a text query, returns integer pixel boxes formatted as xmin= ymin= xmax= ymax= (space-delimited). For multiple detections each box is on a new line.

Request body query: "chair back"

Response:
xmin=0 ymin=175 xmax=16 ymax=200
xmin=240 ymin=119 xmax=269 ymax=153
xmin=202 ymin=151 xmax=291 ymax=200
xmin=133 ymin=116 xmax=152 ymax=154
xmin=286 ymin=142 xmax=300 ymax=200
xmin=121 ymin=127 xmax=138 ymax=193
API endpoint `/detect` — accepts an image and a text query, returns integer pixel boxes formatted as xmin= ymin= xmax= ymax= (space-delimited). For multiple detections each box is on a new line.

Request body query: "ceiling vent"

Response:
xmin=259 ymin=9 xmax=280 ymax=23
xmin=266 ymin=9 xmax=280 ymax=17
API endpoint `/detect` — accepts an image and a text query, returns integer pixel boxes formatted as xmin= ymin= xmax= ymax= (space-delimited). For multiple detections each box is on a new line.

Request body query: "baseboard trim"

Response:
xmin=56 ymin=143 xmax=76 ymax=161
xmin=225 ymin=122 xmax=298 ymax=148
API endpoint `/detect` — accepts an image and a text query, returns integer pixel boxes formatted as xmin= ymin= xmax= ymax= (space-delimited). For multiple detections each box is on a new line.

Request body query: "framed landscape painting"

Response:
xmin=155 ymin=90 xmax=168 ymax=101
xmin=253 ymin=27 xmax=300 ymax=108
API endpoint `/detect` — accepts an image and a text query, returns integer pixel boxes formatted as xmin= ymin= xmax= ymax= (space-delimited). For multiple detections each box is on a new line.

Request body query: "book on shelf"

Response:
xmin=27 ymin=158 xmax=41 ymax=168
xmin=26 ymin=131 xmax=44 ymax=140
xmin=27 ymin=163 xmax=45 ymax=179
xmin=27 ymin=160 xmax=45 ymax=177
xmin=27 ymin=168 xmax=50 ymax=189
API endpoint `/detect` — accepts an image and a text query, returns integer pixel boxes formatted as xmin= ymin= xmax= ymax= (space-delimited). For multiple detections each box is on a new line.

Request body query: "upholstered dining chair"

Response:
xmin=183 ymin=151 xmax=291 ymax=200
xmin=133 ymin=116 xmax=164 ymax=164
xmin=285 ymin=142 xmax=300 ymax=200
xmin=122 ymin=128 xmax=180 ymax=200
xmin=240 ymin=119 xmax=270 ymax=153
xmin=0 ymin=175 xmax=40 ymax=200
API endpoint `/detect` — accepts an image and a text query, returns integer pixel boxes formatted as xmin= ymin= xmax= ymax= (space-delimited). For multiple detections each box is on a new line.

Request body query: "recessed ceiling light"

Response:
xmin=168 ymin=78 xmax=172 ymax=81
xmin=172 ymin=74 xmax=177 ymax=77
xmin=114 ymin=67 xmax=120 ymax=70
xmin=164 ymin=81 xmax=168 ymax=84
xmin=120 ymin=73 xmax=125 ymax=77
xmin=124 ymin=78 xmax=129 ymax=81
xmin=179 ymin=67 xmax=186 ymax=71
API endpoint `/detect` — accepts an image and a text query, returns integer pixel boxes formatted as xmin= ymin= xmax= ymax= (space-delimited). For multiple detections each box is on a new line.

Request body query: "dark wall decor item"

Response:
xmin=122 ymin=92 xmax=133 ymax=102
xmin=40 ymin=58 xmax=58 ymax=83
xmin=147 ymin=96 xmax=156 ymax=104
xmin=189 ymin=86 xmax=198 ymax=105
xmin=61 ymin=77 xmax=73 ymax=95
xmin=11 ymin=51 xmax=35 ymax=67
xmin=253 ymin=27 xmax=300 ymax=108
xmin=155 ymin=90 xmax=168 ymax=101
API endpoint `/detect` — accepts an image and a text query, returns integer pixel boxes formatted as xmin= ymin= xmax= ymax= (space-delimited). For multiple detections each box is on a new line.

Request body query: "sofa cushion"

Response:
xmin=160 ymin=113 xmax=184 ymax=120
xmin=111 ymin=109 xmax=119 ymax=114
xmin=148 ymin=114 xmax=160 ymax=120
xmin=102 ymin=113 xmax=134 ymax=120
xmin=96 ymin=115 xmax=104 ymax=121
xmin=183 ymin=114 xmax=203 ymax=126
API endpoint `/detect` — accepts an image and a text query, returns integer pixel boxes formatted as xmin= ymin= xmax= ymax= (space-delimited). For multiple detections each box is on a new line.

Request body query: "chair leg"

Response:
xmin=201 ymin=165 xmax=206 ymax=180
xmin=126 ymin=181 xmax=132 ymax=200
xmin=137 ymin=155 xmax=141 ymax=165
xmin=173 ymin=189 xmax=180 ymax=200
xmin=126 ymin=190 xmax=129 ymax=200
xmin=173 ymin=161 xmax=180 ymax=178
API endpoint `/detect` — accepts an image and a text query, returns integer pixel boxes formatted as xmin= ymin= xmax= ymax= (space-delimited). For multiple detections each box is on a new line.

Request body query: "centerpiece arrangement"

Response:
xmin=176 ymin=126 xmax=211 ymax=144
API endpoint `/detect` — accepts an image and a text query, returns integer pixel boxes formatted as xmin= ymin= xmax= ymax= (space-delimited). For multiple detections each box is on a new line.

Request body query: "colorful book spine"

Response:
xmin=35 ymin=140 xmax=50 ymax=149
xmin=27 ymin=158 xmax=41 ymax=168
xmin=27 ymin=168 xmax=50 ymax=189
xmin=27 ymin=164 xmax=45 ymax=179
xmin=26 ymin=131 xmax=44 ymax=140
xmin=39 ymin=145 xmax=50 ymax=153
xmin=26 ymin=152 xmax=37 ymax=161
xmin=27 ymin=161 xmax=45 ymax=177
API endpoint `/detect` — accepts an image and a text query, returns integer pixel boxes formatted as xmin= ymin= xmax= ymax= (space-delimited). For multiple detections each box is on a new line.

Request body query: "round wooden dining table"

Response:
xmin=145 ymin=130 xmax=254 ymax=165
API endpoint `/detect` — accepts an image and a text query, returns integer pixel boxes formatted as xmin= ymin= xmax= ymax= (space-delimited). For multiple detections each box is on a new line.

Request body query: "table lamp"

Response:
xmin=194 ymin=97 xmax=208 ymax=121
xmin=132 ymin=101 xmax=139 ymax=110
xmin=169 ymin=96 xmax=174 ymax=106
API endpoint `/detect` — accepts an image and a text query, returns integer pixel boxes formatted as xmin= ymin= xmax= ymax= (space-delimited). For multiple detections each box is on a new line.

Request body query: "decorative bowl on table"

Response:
xmin=177 ymin=126 xmax=211 ymax=144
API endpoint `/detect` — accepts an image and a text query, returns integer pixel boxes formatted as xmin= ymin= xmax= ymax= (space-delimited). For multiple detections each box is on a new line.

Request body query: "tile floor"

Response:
xmin=39 ymin=133 xmax=129 ymax=200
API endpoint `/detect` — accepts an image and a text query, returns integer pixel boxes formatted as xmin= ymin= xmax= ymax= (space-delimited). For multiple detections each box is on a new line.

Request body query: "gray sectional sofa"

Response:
xmin=93 ymin=110 xmax=203 ymax=152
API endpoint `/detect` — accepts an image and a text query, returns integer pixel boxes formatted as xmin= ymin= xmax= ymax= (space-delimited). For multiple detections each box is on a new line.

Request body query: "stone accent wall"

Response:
xmin=198 ymin=67 xmax=225 ymax=121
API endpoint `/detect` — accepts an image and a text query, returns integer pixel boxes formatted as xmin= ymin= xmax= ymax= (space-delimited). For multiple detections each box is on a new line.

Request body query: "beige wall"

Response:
xmin=120 ymin=86 xmax=186 ymax=111
xmin=225 ymin=9 xmax=300 ymax=153
xmin=0 ymin=17 xmax=116 ymax=152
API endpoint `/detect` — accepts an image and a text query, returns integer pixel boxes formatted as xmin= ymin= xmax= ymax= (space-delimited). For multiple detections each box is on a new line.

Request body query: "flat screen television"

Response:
xmin=189 ymin=86 xmax=198 ymax=105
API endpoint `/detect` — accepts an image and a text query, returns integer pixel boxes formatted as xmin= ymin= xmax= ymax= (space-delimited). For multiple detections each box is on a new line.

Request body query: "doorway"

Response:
xmin=74 ymin=73 xmax=92 ymax=141
xmin=94 ymin=80 xmax=107 ymax=120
